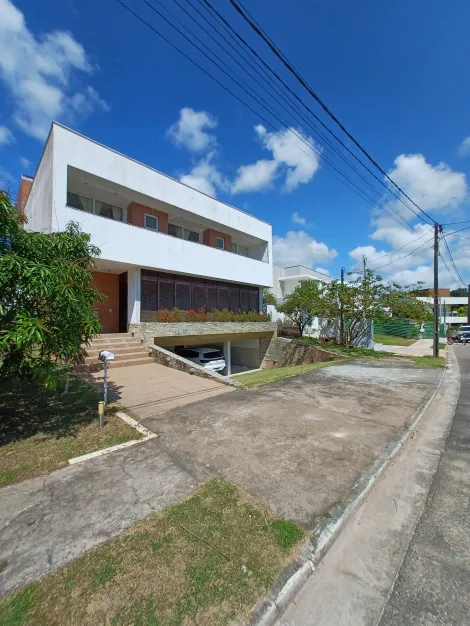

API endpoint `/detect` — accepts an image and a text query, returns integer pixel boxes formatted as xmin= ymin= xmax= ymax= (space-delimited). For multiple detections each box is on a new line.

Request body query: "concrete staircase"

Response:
xmin=74 ymin=333 xmax=152 ymax=372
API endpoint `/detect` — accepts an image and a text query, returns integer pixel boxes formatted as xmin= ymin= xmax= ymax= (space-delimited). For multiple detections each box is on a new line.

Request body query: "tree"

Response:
xmin=277 ymin=280 xmax=324 ymax=338
xmin=262 ymin=288 xmax=277 ymax=306
xmin=450 ymin=287 xmax=468 ymax=297
xmin=322 ymin=271 xmax=431 ymax=347
xmin=0 ymin=190 xmax=103 ymax=386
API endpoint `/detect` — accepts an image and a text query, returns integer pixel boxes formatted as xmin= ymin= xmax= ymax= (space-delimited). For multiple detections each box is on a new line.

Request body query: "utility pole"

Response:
xmin=468 ymin=284 xmax=470 ymax=325
xmin=362 ymin=255 xmax=367 ymax=281
xmin=340 ymin=267 xmax=345 ymax=346
xmin=433 ymin=223 xmax=440 ymax=358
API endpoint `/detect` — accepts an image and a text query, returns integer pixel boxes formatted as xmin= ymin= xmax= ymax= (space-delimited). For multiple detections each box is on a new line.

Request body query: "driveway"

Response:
xmin=143 ymin=360 xmax=442 ymax=528
xmin=0 ymin=359 xmax=441 ymax=597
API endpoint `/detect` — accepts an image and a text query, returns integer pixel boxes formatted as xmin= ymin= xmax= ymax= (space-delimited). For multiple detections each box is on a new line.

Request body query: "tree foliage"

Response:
xmin=322 ymin=271 xmax=432 ymax=347
xmin=277 ymin=280 xmax=324 ymax=337
xmin=262 ymin=288 xmax=277 ymax=306
xmin=450 ymin=287 xmax=468 ymax=297
xmin=0 ymin=190 xmax=103 ymax=385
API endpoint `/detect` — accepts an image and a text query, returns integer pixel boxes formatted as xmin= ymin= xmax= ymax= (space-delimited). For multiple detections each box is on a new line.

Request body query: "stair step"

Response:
xmin=85 ymin=345 xmax=149 ymax=358
xmin=84 ymin=350 xmax=150 ymax=364
xmin=73 ymin=356 xmax=152 ymax=373
xmin=90 ymin=337 xmax=143 ymax=346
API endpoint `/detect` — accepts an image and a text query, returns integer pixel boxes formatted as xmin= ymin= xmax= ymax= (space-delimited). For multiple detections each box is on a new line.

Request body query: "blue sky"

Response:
xmin=1 ymin=0 xmax=470 ymax=288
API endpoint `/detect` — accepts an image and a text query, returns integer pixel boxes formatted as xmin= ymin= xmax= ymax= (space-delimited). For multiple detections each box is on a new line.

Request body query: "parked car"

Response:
xmin=457 ymin=325 xmax=470 ymax=337
xmin=175 ymin=347 xmax=226 ymax=372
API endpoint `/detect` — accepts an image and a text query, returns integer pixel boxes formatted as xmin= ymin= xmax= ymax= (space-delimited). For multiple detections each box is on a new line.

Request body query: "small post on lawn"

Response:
xmin=103 ymin=359 xmax=108 ymax=405
xmin=98 ymin=401 xmax=104 ymax=429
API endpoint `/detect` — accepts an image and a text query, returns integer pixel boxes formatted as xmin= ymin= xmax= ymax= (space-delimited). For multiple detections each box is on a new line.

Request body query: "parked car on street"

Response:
xmin=175 ymin=347 xmax=226 ymax=372
xmin=457 ymin=325 xmax=470 ymax=337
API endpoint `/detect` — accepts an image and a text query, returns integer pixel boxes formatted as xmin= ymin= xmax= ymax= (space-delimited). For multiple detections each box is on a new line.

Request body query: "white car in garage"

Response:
xmin=176 ymin=347 xmax=226 ymax=373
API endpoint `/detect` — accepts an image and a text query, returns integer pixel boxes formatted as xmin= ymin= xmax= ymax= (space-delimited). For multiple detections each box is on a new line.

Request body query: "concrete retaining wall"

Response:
xmin=261 ymin=337 xmax=342 ymax=369
xmin=149 ymin=345 xmax=241 ymax=388
xmin=130 ymin=321 xmax=276 ymax=346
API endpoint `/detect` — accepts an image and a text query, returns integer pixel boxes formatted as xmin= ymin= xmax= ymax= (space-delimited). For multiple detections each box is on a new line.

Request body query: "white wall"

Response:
xmin=24 ymin=130 xmax=53 ymax=233
xmin=51 ymin=123 xmax=271 ymax=247
xmin=60 ymin=207 xmax=273 ymax=286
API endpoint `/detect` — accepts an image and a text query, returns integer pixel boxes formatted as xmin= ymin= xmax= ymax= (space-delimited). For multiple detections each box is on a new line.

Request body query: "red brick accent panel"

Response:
xmin=202 ymin=229 xmax=232 ymax=250
xmin=91 ymin=272 xmax=120 ymax=333
xmin=16 ymin=176 xmax=33 ymax=221
xmin=127 ymin=202 xmax=168 ymax=233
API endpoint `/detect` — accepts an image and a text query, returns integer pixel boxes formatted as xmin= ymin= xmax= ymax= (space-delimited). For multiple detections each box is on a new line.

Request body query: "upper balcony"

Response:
xmin=62 ymin=167 xmax=272 ymax=287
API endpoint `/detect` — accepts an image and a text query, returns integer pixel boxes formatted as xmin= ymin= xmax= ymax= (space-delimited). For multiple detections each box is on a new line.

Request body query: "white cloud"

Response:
xmin=231 ymin=125 xmax=321 ymax=194
xmin=458 ymin=136 xmax=470 ymax=157
xmin=0 ymin=0 xmax=107 ymax=140
xmin=167 ymin=107 xmax=217 ymax=152
xmin=179 ymin=153 xmax=227 ymax=198
xmin=19 ymin=156 xmax=31 ymax=169
xmin=273 ymin=230 xmax=337 ymax=268
xmin=231 ymin=159 xmax=278 ymax=193
xmin=388 ymin=154 xmax=467 ymax=215
xmin=0 ymin=125 xmax=14 ymax=146
xmin=292 ymin=211 xmax=306 ymax=225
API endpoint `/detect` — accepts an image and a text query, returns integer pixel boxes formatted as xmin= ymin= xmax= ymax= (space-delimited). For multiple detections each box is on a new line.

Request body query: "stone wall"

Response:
xmin=129 ymin=321 xmax=277 ymax=346
xmin=261 ymin=337 xmax=343 ymax=369
xmin=149 ymin=345 xmax=241 ymax=388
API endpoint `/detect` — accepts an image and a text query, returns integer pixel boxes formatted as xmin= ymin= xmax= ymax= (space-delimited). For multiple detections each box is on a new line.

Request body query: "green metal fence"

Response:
xmin=374 ymin=318 xmax=445 ymax=339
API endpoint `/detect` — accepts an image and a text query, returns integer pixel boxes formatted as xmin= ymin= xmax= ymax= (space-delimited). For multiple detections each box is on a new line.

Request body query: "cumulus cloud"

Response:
xmin=273 ymin=230 xmax=337 ymax=268
xmin=388 ymin=154 xmax=467 ymax=216
xmin=167 ymin=107 xmax=218 ymax=152
xmin=0 ymin=0 xmax=108 ymax=140
xmin=231 ymin=125 xmax=321 ymax=194
xmin=179 ymin=153 xmax=227 ymax=198
xmin=0 ymin=125 xmax=14 ymax=146
xmin=292 ymin=211 xmax=306 ymax=225
xmin=458 ymin=136 xmax=470 ymax=157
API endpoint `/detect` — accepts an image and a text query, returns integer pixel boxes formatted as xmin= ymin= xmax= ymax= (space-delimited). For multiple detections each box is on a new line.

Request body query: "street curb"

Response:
xmin=250 ymin=360 xmax=448 ymax=626
xmin=68 ymin=411 xmax=157 ymax=465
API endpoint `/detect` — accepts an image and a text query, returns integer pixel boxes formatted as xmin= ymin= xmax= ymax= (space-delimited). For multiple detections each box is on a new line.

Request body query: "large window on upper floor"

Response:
xmin=168 ymin=223 xmax=200 ymax=243
xmin=232 ymin=243 xmax=249 ymax=257
xmin=67 ymin=191 xmax=123 ymax=222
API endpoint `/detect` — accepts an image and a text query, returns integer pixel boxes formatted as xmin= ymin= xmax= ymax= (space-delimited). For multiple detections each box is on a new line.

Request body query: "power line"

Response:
xmin=368 ymin=228 xmax=433 ymax=264
xmin=439 ymin=251 xmax=458 ymax=284
xmin=114 ymin=0 xmax=415 ymax=232
xmin=228 ymin=0 xmax=437 ymax=226
xmin=441 ymin=234 xmax=465 ymax=285
xmin=370 ymin=236 xmax=434 ymax=271
xmin=441 ymin=220 xmax=470 ymax=226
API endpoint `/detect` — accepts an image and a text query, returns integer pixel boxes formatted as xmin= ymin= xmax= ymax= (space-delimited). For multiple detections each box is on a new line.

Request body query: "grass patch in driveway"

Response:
xmin=0 ymin=374 xmax=141 ymax=487
xmin=0 ymin=478 xmax=304 ymax=626
xmin=400 ymin=355 xmax=446 ymax=368
xmin=299 ymin=337 xmax=390 ymax=360
xmin=374 ymin=333 xmax=416 ymax=346
xmin=236 ymin=360 xmax=341 ymax=388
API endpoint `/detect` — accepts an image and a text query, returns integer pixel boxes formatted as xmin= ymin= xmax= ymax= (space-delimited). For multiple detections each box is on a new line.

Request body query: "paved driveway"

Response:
xmin=0 ymin=359 xmax=441 ymax=597
xmin=143 ymin=360 xmax=442 ymax=528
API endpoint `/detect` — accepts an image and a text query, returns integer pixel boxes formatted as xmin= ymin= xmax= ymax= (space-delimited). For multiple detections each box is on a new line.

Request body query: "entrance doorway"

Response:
xmin=119 ymin=272 xmax=128 ymax=333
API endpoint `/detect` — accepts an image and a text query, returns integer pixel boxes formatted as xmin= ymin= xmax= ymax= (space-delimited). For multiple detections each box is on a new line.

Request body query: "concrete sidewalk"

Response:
xmin=375 ymin=338 xmax=444 ymax=357
xmin=0 ymin=358 xmax=442 ymax=599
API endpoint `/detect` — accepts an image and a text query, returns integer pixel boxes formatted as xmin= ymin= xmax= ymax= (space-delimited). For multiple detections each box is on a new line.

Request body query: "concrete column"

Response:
xmin=127 ymin=267 xmax=141 ymax=326
xmin=259 ymin=287 xmax=264 ymax=313
xmin=224 ymin=340 xmax=231 ymax=376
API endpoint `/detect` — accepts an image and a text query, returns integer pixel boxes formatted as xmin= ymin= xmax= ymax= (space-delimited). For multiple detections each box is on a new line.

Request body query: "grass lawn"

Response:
xmin=439 ymin=343 xmax=447 ymax=350
xmin=374 ymin=333 xmax=416 ymax=346
xmin=0 ymin=373 xmax=141 ymax=487
xmin=236 ymin=360 xmax=341 ymax=388
xmin=400 ymin=356 xmax=446 ymax=368
xmin=0 ymin=478 xmax=304 ymax=626
xmin=299 ymin=336 xmax=390 ymax=360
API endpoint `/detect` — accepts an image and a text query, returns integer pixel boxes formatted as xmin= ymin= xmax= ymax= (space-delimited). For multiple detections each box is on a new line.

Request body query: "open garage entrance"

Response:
xmin=153 ymin=331 xmax=273 ymax=376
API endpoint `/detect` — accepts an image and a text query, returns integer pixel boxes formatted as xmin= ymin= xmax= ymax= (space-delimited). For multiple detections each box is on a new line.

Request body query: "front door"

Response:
xmin=91 ymin=272 xmax=119 ymax=333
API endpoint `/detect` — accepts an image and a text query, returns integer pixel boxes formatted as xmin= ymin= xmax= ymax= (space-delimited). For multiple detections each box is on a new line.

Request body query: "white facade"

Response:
xmin=23 ymin=123 xmax=273 ymax=331
xmin=417 ymin=296 xmax=468 ymax=325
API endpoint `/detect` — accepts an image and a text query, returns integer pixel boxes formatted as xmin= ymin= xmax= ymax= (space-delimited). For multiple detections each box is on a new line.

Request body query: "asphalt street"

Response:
xmin=379 ymin=345 xmax=470 ymax=625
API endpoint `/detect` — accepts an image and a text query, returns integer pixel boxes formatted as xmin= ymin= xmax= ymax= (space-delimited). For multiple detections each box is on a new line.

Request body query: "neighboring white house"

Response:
xmin=268 ymin=264 xmax=331 ymax=336
xmin=416 ymin=296 xmax=469 ymax=328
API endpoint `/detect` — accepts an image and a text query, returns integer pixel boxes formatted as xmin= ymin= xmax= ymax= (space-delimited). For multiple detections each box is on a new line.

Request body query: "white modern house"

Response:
xmin=19 ymin=123 xmax=276 ymax=374
xmin=20 ymin=123 xmax=273 ymax=334
xmin=416 ymin=296 xmax=469 ymax=328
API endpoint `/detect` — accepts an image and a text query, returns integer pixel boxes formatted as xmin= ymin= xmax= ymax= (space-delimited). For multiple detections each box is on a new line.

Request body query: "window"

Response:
xmin=145 ymin=214 xmax=159 ymax=231
xmin=216 ymin=237 xmax=225 ymax=250
xmin=232 ymin=243 xmax=249 ymax=257
xmin=168 ymin=223 xmax=200 ymax=243
xmin=95 ymin=200 xmax=123 ymax=222
xmin=67 ymin=192 xmax=93 ymax=213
